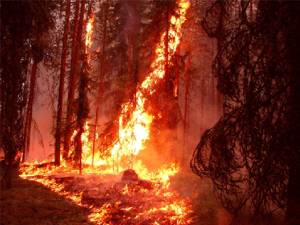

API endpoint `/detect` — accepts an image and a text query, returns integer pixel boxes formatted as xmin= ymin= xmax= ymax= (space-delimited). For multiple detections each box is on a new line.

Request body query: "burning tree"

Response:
xmin=59 ymin=0 xmax=191 ymax=172
xmin=107 ymin=0 xmax=190 ymax=170
xmin=74 ymin=5 xmax=95 ymax=172
xmin=54 ymin=0 xmax=71 ymax=166
xmin=63 ymin=0 xmax=85 ymax=161
xmin=191 ymin=1 xmax=300 ymax=224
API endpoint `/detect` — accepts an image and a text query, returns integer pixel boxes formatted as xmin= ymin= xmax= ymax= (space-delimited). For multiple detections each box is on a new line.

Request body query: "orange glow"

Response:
xmin=85 ymin=14 xmax=94 ymax=52
xmin=65 ymin=0 xmax=190 ymax=177
xmin=20 ymin=1 xmax=192 ymax=224
xmin=20 ymin=163 xmax=192 ymax=224
xmin=111 ymin=0 xmax=190 ymax=167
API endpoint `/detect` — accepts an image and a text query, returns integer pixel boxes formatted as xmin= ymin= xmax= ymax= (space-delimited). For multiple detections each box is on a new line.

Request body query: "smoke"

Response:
xmin=27 ymin=65 xmax=56 ymax=161
xmin=120 ymin=0 xmax=140 ymax=47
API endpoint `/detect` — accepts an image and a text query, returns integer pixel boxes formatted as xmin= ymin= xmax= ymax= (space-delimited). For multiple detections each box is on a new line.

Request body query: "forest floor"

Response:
xmin=0 ymin=177 xmax=92 ymax=225
xmin=0 ymin=171 xmax=229 ymax=225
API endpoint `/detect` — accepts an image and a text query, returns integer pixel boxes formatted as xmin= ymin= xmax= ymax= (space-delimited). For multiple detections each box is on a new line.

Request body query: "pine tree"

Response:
xmin=63 ymin=0 xmax=81 ymax=160
xmin=54 ymin=0 xmax=71 ymax=166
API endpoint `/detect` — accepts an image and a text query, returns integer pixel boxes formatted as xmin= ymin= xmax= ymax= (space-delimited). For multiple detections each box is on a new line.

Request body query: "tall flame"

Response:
xmin=20 ymin=2 xmax=192 ymax=224
xmin=69 ymin=0 xmax=190 ymax=174
xmin=111 ymin=0 xmax=190 ymax=164
xmin=85 ymin=14 xmax=94 ymax=52
xmin=66 ymin=13 xmax=94 ymax=162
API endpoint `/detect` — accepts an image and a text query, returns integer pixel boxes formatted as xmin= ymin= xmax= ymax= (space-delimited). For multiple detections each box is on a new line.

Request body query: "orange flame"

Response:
xmin=20 ymin=2 xmax=192 ymax=224
xmin=70 ymin=14 xmax=94 ymax=158
xmin=68 ymin=0 xmax=190 ymax=176
xmin=67 ymin=0 xmax=190 ymax=180
xmin=85 ymin=14 xmax=94 ymax=52
xmin=111 ymin=0 xmax=190 ymax=166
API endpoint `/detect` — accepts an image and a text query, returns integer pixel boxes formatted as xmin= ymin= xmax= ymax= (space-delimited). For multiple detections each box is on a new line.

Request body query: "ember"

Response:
xmin=17 ymin=0 xmax=193 ymax=224
xmin=2 ymin=0 xmax=298 ymax=224
xmin=20 ymin=164 xmax=194 ymax=225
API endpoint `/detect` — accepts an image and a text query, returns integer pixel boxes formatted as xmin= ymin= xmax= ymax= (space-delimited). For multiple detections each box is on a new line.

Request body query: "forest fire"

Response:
xmin=20 ymin=163 xmax=193 ymax=224
xmin=80 ymin=0 xmax=190 ymax=171
xmin=17 ymin=0 xmax=193 ymax=224
xmin=64 ymin=0 xmax=191 ymax=175
xmin=2 ymin=0 xmax=300 ymax=224
xmin=81 ymin=0 xmax=191 ymax=173
xmin=85 ymin=15 xmax=94 ymax=51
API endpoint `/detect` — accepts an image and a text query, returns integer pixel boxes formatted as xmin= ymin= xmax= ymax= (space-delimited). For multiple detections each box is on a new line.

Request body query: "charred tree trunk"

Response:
xmin=54 ymin=0 xmax=71 ymax=166
xmin=287 ymin=164 xmax=300 ymax=225
xmin=23 ymin=62 xmax=38 ymax=162
xmin=92 ymin=3 xmax=108 ymax=166
xmin=73 ymin=0 xmax=87 ymax=171
xmin=63 ymin=0 xmax=80 ymax=159
xmin=286 ymin=2 xmax=300 ymax=225
xmin=74 ymin=61 xmax=89 ymax=173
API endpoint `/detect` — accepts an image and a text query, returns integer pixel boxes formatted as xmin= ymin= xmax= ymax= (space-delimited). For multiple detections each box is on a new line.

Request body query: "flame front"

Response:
xmin=111 ymin=0 xmax=190 ymax=164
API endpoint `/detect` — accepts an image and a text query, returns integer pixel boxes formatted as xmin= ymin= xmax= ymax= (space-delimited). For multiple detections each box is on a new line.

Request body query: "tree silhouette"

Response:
xmin=191 ymin=1 xmax=300 ymax=224
xmin=0 ymin=0 xmax=56 ymax=188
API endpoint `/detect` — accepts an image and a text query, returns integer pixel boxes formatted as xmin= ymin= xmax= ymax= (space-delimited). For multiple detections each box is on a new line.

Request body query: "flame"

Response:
xmin=68 ymin=0 xmax=190 ymax=176
xmin=20 ymin=1 xmax=192 ymax=224
xmin=85 ymin=15 xmax=94 ymax=52
xmin=20 ymin=163 xmax=193 ymax=224
xmin=111 ymin=0 xmax=190 ymax=165
xmin=65 ymin=13 xmax=95 ymax=163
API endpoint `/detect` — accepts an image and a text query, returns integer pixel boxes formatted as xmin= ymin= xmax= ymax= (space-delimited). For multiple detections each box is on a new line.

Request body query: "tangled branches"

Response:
xmin=191 ymin=0 xmax=300 ymax=221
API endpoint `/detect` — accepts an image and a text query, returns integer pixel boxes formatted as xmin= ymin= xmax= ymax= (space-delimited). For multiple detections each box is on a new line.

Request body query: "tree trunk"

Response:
xmin=92 ymin=3 xmax=108 ymax=166
xmin=72 ymin=0 xmax=86 ymax=171
xmin=286 ymin=2 xmax=300 ymax=225
xmin=182 ymin=55 xmax=190 ymax=166
xmin=74 ymin=63 xmax=88 ymax=173
xmin=287 ymin=164 xmax=300 ymax=225
xmin=54 ymin=0 xmax=71 ymax=166
xmin=63 ymin=0 xmax=80 ymax=159
xmin=23 ymin=62 xmax=38 ymax=162
xmin=2 ymin=148 xmax=15 ymax=189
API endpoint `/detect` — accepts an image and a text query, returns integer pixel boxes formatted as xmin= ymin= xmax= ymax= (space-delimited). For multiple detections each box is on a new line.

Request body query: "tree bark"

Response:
xmin=63 ymin=0 xmax=80 ymax=159
xmin=72 ymin=0 xmax=86 ymax=171
xmin=74 ymin=62 xmax=88 ymax=173
xmin=54 ymin=0 xmax=71 ymax=166
xmin=92 ymin=3 xmax=108 ymax=166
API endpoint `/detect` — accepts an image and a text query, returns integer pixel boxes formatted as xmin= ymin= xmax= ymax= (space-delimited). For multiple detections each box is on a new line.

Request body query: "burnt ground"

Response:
xmin=0 ymin=171 xmax=231 ymax=225
xmin=0 ymin=177 xmax=93 ymax=225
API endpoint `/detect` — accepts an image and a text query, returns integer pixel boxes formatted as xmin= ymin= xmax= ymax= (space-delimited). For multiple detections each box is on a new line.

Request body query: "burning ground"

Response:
xmin=1 ymin=163 xmax=195 ymax=225
xmin=1 ymin=1 xmax=223 ymax=224
xmin=1 ymin=163 xmax=231 ymax=225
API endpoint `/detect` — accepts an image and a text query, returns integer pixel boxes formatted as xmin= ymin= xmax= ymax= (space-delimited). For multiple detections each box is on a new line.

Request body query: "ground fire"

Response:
xmin=2 ymin=0 xmax=298 ymax=225
xmin=13 ymin=0 xmax=194 ymax=224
